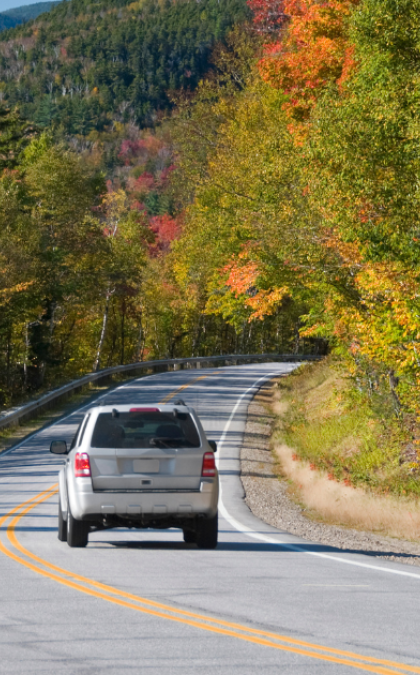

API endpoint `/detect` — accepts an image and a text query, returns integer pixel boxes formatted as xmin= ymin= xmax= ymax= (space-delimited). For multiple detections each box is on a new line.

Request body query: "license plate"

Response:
xmin=133 ymin=459 xmax=160 ymax=473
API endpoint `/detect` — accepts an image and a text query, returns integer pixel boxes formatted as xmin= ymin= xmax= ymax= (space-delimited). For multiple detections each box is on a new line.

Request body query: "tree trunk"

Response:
xmin=49 ymin=300 xmax=57 ymax=344
xmin=388 ymin=369 xmax=401 ymax=415
xmin=93 ymin=289 xmax=111 ymax=372
xmin=6 ymin=327 xmax=11 ymax=393
xmin=136 ymin=313 xmax=144 ymax=362
xmin=23 ymin=323 xmax=29 ymax=390
xmin=120 ymin=298 xmax=126 ymax=365
xmin=293 ymin=321 xmax=301 ymax=355
xmin=192 ymin=315 xmax=203 ymax=357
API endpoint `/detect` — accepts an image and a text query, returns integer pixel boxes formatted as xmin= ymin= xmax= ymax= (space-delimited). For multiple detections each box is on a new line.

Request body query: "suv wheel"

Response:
xmin=195 ymin=512 xmax=218 ymax=549
xmin=183 ymin=528 xmax=196 ymax=544
xmin=67 ymin=501 xmax=89 ymax=548
xmin=58 ymin=499 xmax=67 ymax=542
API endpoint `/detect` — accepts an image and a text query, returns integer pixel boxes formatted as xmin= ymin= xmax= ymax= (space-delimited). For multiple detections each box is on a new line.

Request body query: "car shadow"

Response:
xmin=88 ymin=538 xmax=420 ymax=562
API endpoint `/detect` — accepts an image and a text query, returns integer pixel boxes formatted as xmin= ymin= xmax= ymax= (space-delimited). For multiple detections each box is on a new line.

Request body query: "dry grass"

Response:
xmin=270 ymin=358 xmax=420 ymax=539
xmin=274 ymin=441 xmax=420 ymax=540
xmin=275 ymin=358 xmax=419 ymax=495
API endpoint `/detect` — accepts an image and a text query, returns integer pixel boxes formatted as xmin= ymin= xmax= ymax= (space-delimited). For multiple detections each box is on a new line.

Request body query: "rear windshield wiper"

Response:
xmin=150 ymin=437 xmax=184 ymax=448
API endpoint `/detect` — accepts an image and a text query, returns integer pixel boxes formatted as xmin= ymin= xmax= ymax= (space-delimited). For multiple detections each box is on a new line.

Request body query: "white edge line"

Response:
xmin=0 ymin=363 xmax=271 ymax=458
xmin=216 ymin=371 xmax=420 ymax=581
xmin=4 ymin=364 xmax=420 ymax=580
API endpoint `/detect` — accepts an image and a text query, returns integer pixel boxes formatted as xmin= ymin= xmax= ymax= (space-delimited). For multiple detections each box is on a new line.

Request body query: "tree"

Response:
xmin=22 ymin=139 xmax=105 ymax=383
xmin=172 ymin=62 xmax=313 ymax=353
xmin=304 ymin=0 xmax=420 ymax=410
xmin=0 ymin=105 xmax=35 ymax=170
xmin=93 ymin=188 xmax=146 ymax=370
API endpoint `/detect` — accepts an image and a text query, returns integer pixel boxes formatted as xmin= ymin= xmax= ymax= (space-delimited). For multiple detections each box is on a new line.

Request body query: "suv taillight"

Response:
xmin=201 ymin=452 xmax=216 ymax=478
xmin=75 ymin=452 xmax=91 ymax=477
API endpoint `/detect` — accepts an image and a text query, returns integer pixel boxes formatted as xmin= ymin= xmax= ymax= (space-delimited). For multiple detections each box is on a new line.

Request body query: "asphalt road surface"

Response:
xmin=1 ymin=363 xmax=420 ymax=675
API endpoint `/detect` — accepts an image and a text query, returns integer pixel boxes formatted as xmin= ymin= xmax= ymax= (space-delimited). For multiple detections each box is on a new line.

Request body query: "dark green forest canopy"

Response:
xmin=0 ymin=106 xmax=36 ymax=168
xmin=0 ymin=15 xmax=16 ymax=32
xmin=0 ymin=0 xmax=250 ymax=134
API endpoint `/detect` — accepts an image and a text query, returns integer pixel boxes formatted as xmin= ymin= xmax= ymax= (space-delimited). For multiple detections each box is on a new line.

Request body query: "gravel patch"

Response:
xmin=241 ymin=380 xmax=420 ymax=567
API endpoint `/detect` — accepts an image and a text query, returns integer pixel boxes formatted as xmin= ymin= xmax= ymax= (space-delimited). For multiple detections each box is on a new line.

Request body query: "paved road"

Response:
xmin=0 ymin=363 xmax=419 ymax=675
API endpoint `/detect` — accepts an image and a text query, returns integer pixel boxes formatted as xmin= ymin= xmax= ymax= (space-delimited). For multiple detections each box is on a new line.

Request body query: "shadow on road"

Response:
xmin=82 ymin=538 xmax=420 ymax=563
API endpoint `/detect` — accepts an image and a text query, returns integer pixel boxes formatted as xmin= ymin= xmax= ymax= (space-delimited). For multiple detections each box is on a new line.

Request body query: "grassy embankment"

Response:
xmin=272 ymin=358 xmax=420 ymax=539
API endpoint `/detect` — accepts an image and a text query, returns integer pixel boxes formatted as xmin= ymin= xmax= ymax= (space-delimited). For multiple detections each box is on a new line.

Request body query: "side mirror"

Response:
xmin=208 ymin=440 xmax=217 ymax=453
xmin=50 ymin=440 xmax=68 ymax=455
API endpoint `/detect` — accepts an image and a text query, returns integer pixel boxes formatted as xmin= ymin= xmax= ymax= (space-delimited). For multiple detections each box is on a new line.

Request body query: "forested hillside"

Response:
xmin=2 ymin=0 xmax=420 ymax=494
xmin=0 ymin=3 xmax=61 ymax=32
xmin=0 ymin=0 xmax=249 ymax=133
xmin=0 ymin=15 xmax=16 ymax=33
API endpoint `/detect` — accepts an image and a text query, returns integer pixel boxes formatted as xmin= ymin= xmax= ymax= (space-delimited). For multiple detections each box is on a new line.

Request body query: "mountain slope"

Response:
xmin=0 ymin=0 xmax=249 ymax=134
xmin=0 ymin=15 xmax=16 ymax=32
xmin=0 ymin=2 xmax=61 ymax=32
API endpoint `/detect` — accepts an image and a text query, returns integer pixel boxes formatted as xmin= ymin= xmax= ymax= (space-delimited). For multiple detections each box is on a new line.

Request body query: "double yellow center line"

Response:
xmin=0 ymin=487 xmax=419 ymax=675
xmin=159 ymin=373 xmax=214 ymax=403
xmin=0 ymin=371 xmax=419 ymax=673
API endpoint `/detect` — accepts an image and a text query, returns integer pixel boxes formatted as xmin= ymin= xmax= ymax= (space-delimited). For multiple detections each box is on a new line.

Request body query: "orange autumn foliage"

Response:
xmin=224 ymin=256 xmax=259 ymax=296
xmin=223 ymin=251 xmax=289 ymax=320
xmin=257 ymin=0 xmax=359 ymax=123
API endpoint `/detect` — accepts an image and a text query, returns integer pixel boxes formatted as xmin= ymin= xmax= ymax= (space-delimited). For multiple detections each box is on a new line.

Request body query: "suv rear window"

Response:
xmin=91 ymin=411 xmax=201 ymax=449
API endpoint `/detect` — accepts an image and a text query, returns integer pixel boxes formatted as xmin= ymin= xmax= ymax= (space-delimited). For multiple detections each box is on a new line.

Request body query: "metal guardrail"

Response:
xmin=0 ymin=353 xmax=321 ymax=431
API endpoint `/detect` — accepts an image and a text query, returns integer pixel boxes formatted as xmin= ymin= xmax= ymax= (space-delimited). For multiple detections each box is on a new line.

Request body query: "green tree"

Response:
xmin=21 ymin=140 xmax=105 ymax=383
xmin=0 ymin=105 xmax=35 ymax=170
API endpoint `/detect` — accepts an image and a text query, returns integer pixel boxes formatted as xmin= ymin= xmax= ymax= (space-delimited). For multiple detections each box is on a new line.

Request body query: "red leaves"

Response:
xmin=247 ymin=0 xmax=287 ymax=33
xmin=150 ymin=214 xmax=181 ymax=244
xmin=116 ymin=130 xmax=179 ymax=257
xmin=251 ymin=0 xmax=359 ymax=127
xmin=119 ymin=139 xmax=144 ymax=165
xmin=133 ymin=172 xmax=155 ymax=193
xmin=149 ymin=214 xmax=182 ymax=256
xmin=118 ymin=135 xmax=166 ymax=165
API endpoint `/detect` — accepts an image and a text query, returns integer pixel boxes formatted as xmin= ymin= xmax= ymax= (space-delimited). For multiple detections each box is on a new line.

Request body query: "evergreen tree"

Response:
xmin=0 ymin=0 xmax=250 ymax=137
xmin=0 ymin=106 xmax=36 ymax=170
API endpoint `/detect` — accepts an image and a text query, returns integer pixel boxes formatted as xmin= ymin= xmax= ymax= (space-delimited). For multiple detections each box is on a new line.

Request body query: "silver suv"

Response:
xmin=50 ymin=402 xmax=219 ymax=549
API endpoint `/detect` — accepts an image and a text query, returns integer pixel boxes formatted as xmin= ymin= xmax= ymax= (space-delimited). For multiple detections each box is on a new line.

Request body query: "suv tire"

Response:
xmin=183 ymin=528 xmax=196 ymax=544
xmin=58 ymin=499 xmax=67 ymax=542
xmin=67 ymin=501 xmax=89 ymax=548
xmin=195 ymin=512 xmax=218 ymax=549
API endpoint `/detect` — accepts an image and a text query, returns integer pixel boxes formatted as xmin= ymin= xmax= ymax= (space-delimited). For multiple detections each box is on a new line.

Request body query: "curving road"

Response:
xmin=0 ymin=363 xmax=420 ymax=675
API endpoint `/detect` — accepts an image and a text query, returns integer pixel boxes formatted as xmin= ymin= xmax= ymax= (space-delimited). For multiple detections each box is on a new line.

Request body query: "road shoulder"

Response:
xmin=241 ymin=378 xmax=420 ymax=567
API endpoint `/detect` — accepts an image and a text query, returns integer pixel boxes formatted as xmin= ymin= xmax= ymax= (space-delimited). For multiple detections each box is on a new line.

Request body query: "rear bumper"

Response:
xmin=67 ymin=475 xmax=219 ymax=521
